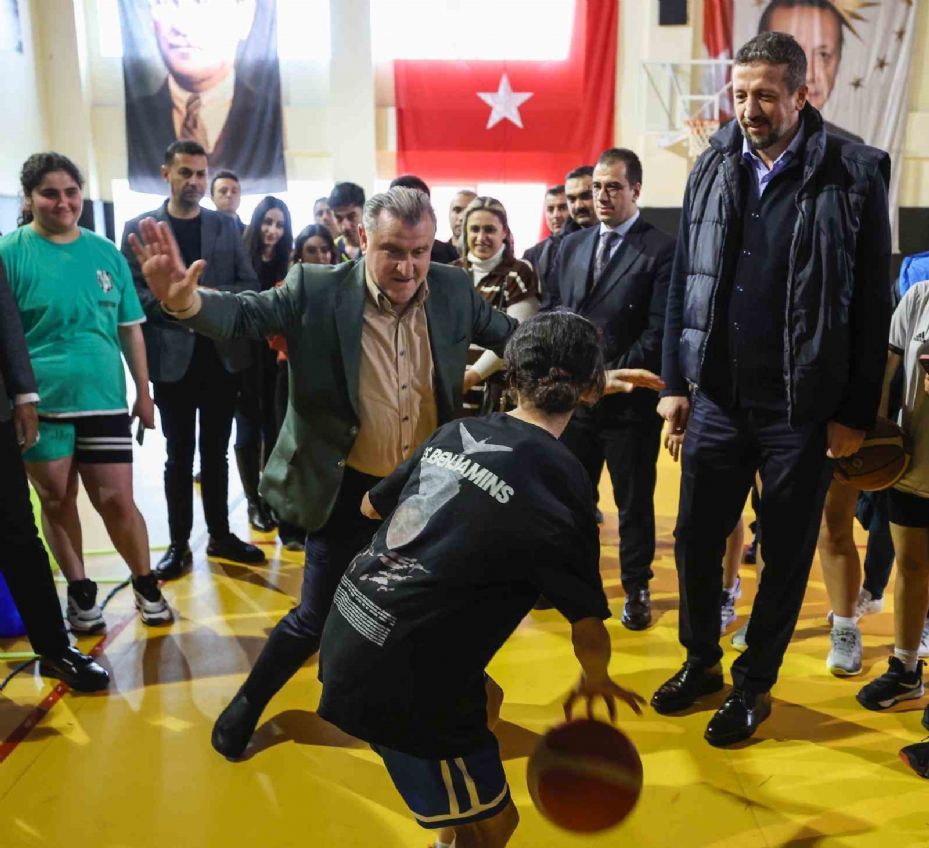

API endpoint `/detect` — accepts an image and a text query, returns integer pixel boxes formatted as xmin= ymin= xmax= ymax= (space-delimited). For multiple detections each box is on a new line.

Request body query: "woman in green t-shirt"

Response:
xmin=0 ymin=153 xmax=171 ymax=632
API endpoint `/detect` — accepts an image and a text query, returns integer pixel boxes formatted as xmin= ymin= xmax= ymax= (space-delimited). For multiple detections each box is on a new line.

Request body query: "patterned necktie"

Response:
xmin=592 ymin=230 xmax=619 ymax=290
xmin=180 ymin=94 xmax=209 ymax=150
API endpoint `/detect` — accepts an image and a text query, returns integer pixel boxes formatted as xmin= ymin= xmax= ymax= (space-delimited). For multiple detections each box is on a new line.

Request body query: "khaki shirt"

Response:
xmin=346 ymin=271 xmax=437 ymax=477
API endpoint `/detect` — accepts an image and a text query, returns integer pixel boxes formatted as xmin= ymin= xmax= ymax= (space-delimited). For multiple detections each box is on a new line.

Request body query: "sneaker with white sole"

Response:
xmin=827 ymin=587 xmax=883 ymax=625
xmin=731 ymin=618 xmax=749 ymax=653
xmin=919 ymin=619 xmax=929 ymax=659
xmin=131 ymin=574 xmax=173 ymax=625
xmin=66 ymin=579 xmax=106 ymax=634
xmin=856 ymin=657 xmax=924 ymax=710
xmin=827 ymin=625 xmax=863 ymax=676
xmin=720 ymin=576 xmax=741 ymax=635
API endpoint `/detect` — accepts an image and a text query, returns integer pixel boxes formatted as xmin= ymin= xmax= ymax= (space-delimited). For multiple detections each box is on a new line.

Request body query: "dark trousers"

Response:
xmin=0 ymin=418 xmax=69 ymax=656
xmin=676 ymin=392 xmax=832 ymax=693
xmin=153 ymin=337 xmax=239 ymax=543
xmin=234 ymin=343 xmax=280 ymax=456
xmin=242 ymin=467 xmax=382 ymax=708
xmin=272 ymin=359 xmax=306 ymax=545
xmin=858 ymin=491 xmax=896 ymax=600
xmin=561 ymin=406 xmax=663 ymax=592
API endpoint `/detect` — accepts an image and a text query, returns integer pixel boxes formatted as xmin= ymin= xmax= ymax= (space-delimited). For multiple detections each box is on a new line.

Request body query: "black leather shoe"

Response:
xmin=207 ymin=533 xmax=266 ymax=565
xmin=900 ymin=741 xmax=929 ymax=778
xmin=154 ymin=542 xmax=193 ymax=580
xmin=621 ymin=588 xmax=652 ymax=631
xmin=651 ymin=661 xmax=724 ymax=714
xmin=247 ymin=500 xmax=277 ymax=533
xmin=39 ymin=647 xmax=110 ymax=692
xmin=212 ymin=689 xmax=263 ymax=760
xmin=704 ymin=689 xmax=772 ymax=747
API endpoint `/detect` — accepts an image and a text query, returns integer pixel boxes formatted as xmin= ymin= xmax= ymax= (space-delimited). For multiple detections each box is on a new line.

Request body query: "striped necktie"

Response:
xmin=180 ymin=94 xmax=209 ymax=150
xmin=592 ymin=229 xmax=618 ymax=291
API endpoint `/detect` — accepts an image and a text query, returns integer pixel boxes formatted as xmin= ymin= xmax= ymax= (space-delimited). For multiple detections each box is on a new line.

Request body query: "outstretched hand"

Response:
xmin=603 ymin=369 xmax=665 ymax=396
xmin=563 ymin=673 xmax=646 ymax=723
xmin=127 ymin=218 xmax=206 ymax=311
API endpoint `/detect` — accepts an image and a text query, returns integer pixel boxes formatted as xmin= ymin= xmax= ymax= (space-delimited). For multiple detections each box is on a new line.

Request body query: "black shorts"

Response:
xmin=888 ymin=488 xmax=929 ymax=529
xmin=26 ymin=413 xmax=134 ymax=464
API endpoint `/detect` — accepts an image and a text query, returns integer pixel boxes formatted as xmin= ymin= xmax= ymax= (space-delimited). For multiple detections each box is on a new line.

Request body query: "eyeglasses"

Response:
xmin=592 ymin=182 xmax=626 ymax=197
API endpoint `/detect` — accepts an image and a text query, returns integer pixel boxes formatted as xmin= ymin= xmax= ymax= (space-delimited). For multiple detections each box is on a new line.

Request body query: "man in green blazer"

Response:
xmin=129 ymin=187 xmax=518 ymax=759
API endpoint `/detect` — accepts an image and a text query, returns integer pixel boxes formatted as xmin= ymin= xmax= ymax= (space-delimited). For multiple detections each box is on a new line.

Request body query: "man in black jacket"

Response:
xmin=546 ymin=148 xmax=674 ymax=631
xmin=122 ymin=141 xmax=264 ymax=577
xmin=652 ymin=32 xmax=891 ymax=746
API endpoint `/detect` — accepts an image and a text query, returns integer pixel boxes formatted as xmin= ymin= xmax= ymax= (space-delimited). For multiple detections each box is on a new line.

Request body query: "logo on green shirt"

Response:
xmin=96 ymin=270 xmax=113 ymax=293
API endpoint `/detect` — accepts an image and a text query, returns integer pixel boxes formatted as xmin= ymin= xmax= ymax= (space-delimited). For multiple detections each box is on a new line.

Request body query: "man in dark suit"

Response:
xmin=0 ymin=259 xmax=108 ymax=692
xmin=129 ymin=186 xmax=518 ymax=760
xmin=547 ymin=148 xmax=674 ymax=631
xmin=523 ymin=184 xmax=568 ymax=291
xmin=123 ymin=0 xmax=285 ymax=194
xmin=210 ymin=170 xmax=246 ymax=234
xmin=121 ymin=140 xmax=264 ymax=578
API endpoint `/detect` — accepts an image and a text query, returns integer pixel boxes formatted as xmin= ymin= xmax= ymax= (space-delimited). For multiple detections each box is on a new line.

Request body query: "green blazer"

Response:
xmin=181 ymin=259 xmax=517 ymax=531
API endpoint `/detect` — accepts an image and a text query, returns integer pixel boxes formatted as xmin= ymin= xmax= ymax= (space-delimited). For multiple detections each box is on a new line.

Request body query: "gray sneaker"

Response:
xmin=827 ymin=625 xmax=863 ymax=677
xmin=720 ymin=576 xmax=741 ymax=635
xmin=132 ymin=574 xmax=173 ymax=626
xmin=827 ymin=587 xmax=883 ymax=625
xmin=731 ymin=619 xmax=749 ymax=653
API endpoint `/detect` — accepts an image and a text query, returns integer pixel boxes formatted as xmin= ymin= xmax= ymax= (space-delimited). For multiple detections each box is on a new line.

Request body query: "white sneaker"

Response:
xmin=731 ymin=619 xmax=749 ymax=653
xmin=720 ymin=576 xmax=741 ymax=635
xmin=827 ymin=587 xmax=884 ymax=625
xmin=827 ymin=625 xmax=863 ymax=676
xmin=66 ymin=579 xmax=106 ymax=634
xmin=919 ymin=620 xmax=929 ymax=659
xmin=132 ymin=574 xmax=173 ymax=626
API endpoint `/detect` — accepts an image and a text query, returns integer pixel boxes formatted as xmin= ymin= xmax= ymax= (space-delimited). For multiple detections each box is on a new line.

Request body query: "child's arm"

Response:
xmin=563 ymin=618 xmax=645 ymax=721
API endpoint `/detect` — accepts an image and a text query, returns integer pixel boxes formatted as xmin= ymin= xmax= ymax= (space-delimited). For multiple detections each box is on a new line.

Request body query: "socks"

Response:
xmin=832 ymin=615 xmax=857 ymax=631
xmin=434 ymin=841 xmax=453 ymax=848
xmin=894 ymin=647 xmax=920 ymax=673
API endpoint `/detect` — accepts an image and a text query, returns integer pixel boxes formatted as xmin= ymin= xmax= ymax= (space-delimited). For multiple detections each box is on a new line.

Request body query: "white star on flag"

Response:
xmin=477 ymin=74 xmax=533 ymax=129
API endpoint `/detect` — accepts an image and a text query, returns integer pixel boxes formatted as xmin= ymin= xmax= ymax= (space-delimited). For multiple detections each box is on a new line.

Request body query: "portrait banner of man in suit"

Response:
xmin=734 ymin=0 xmax=916 ymax=235
xmin=120 ymin=0 xmax=286 ymax=195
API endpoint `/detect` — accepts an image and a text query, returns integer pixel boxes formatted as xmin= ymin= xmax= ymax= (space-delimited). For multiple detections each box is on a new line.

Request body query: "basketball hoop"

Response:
xmin=685 ymin=118 xmax=720 ymax=157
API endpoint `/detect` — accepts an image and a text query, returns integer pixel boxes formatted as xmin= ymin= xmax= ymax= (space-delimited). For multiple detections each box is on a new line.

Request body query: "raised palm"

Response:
xmin=127 ymin=217 xmax=206 ymax=310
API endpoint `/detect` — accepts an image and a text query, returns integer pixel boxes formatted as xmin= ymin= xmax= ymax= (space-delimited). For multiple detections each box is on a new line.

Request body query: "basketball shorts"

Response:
xmin=24 ymin=413 xmax=133 ymax=464
xmin=888 ymin=487 xmax=929 ymax=529
xmin=373 ymin=737 xmax=510 ymax=830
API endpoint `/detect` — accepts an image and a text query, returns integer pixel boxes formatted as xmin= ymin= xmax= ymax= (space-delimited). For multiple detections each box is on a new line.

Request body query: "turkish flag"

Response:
xmin=395 ymin=0 xmax=618 ymax=188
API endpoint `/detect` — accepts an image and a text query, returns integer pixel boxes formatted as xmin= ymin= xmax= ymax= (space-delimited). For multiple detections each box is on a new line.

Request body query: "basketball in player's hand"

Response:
xmin=527 ymin=719 xmax=643 ymax=832
xmin=833 ymin=417 xmax=910 ymax=491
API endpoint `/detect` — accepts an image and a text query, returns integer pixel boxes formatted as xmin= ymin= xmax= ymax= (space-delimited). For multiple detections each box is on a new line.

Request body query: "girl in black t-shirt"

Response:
xmin=318 ymin=312 xmax=661 ymax=847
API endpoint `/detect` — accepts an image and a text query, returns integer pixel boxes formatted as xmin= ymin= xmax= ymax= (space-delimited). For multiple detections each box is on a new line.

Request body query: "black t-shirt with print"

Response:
xmin=317 ymin=413 xmax=610 ymax=759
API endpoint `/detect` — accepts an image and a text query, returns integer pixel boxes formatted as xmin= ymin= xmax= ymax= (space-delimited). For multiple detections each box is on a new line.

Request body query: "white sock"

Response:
xmin=832 ymin=615 xmax=857 ymax=631
xmin=434 ymin=841 xmax=453 ymax=848
xmin=894 ymin=647 xmax=920 ymax=673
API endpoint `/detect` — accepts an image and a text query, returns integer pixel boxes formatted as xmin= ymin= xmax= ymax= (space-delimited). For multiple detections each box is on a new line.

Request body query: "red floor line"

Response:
xmin=0 ymin=611 xmax=136 ymax=766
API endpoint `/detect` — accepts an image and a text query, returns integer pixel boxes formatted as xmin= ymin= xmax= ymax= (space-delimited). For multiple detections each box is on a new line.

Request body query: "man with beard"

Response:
xmin=121 ymin=141 xmax=265 ymax=578
xmin=652 ymin=32 xmax=891 ymax=746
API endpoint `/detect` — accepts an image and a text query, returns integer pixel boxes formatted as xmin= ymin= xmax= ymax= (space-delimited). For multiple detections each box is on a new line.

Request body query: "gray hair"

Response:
xmin=362 ymin=186 xmax=437 ymax=234
xmin=734 ymin=31 xmax=808 ymax=93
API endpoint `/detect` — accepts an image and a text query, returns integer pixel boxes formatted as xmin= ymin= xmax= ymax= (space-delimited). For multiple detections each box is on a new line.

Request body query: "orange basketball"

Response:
xmin=527 ymin=719 xmax=643 ymax=833
xmin=833 ymin=417 xmax=911 ymax=491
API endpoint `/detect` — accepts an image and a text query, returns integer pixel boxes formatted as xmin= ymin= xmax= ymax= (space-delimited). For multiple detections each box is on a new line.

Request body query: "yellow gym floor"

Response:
xmin=1 ymin=443 xmax=928 ymax=847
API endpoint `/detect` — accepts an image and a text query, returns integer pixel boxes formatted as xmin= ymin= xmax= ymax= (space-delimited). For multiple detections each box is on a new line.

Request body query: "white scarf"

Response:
xmin=467 ymin=246 xmax=506 ymax=285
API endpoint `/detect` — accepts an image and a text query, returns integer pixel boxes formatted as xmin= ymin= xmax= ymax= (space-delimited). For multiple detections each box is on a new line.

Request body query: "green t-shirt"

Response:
xmin=0 ymin=226 xmax=145 ymax=416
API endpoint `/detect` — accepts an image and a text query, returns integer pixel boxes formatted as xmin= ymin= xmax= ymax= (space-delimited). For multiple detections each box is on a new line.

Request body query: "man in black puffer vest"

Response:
xmin=651 ymin=32 xmax=891 ymax=746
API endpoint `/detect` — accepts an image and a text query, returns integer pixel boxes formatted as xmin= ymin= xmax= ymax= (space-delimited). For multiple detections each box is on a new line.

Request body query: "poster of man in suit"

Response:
xmin=119 ymin=0 xmax=286 ymax=195
xmin=734 ymin=0 xmax=917 ymax=230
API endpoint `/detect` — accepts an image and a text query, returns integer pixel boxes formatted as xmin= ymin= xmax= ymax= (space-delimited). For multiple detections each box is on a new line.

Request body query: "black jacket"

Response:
xmin=661 ymin=105 xmax=891 ymax=430
xmin=547 ymin=215 xmax=674 ymax=418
